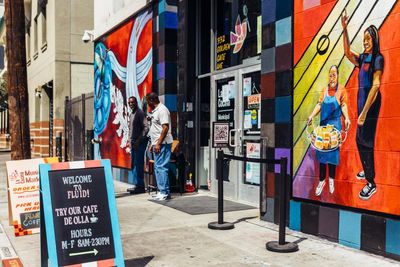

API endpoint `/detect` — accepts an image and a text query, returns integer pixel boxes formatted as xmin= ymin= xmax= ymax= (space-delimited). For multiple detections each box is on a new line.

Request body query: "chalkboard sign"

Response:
xmin=39 ymin=160 xmax=124 ymax=267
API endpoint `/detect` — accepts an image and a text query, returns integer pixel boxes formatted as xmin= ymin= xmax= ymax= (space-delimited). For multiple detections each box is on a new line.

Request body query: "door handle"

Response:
xmin=229 ymin=129 xmax=237 ymax=147
xmin=238 ymin=129 xmax=244 ymax=154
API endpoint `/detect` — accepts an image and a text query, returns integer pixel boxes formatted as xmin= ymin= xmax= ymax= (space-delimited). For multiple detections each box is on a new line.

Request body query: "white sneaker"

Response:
xmin=329 ymin=178 xmax=334 ymax=194
xmin=151 ymin=192 xmax=162 ymax=199
xmin=153 ymin=193 xmax=169 ymax=201
xmin=315 ymin=180 xmax=326 ymax=196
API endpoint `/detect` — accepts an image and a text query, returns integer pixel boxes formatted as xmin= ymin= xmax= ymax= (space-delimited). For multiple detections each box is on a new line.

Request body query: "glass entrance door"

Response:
xmin=210 ymin=65 xmax=261 ymax=203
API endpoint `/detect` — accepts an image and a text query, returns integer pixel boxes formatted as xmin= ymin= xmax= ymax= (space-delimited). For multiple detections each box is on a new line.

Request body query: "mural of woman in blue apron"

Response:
xmin=308 ymin=65 xmax=351 ymax=197
xmin=342 ymin=11 xmax=384 ymax=200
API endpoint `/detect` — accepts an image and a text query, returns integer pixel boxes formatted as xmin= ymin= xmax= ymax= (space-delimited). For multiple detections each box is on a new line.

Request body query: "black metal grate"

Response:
xmin=65 ymin=93 xmax=94 ymax=161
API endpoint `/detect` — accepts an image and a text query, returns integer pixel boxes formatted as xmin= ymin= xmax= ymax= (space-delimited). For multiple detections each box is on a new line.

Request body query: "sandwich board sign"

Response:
xmin=39 ymin=159 xmax=124 ymax=267
xmin=6 ymin=157 xmax=58 ymax=236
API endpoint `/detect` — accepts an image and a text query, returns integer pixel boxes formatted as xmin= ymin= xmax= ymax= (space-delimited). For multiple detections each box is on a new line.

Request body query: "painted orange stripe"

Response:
xmin=51 ymin=162 xmax=70 ymax=170
xmin=85 ymin=160 xmax=102 ymax=168
xmin=98 ymin=258 xmax=115 ymax=267
xmin=2 ymin=258 xmax=24 ymax=267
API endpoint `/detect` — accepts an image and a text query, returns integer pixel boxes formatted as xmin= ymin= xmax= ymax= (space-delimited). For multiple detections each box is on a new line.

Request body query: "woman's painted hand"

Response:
xmin=345 ymin=118 xmax=351 ymax=131
xmin=307 ymin=116 xmax=313 ymax=125
xmin=358 ymin=113 xmax=366 ymax=126
xmin=341 ymin=10 xmax=349 ymax=29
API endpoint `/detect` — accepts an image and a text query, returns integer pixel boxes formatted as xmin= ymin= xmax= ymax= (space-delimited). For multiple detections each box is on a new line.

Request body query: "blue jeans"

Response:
xmin=129 ymin=139 xmax=147 ymax=187
xmin=153 ymin=143 xmax=171 ymax=195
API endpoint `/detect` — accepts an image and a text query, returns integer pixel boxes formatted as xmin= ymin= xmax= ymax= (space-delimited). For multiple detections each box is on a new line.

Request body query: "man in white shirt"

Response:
xmin=147 ymin=92 xmax=173 ymax=200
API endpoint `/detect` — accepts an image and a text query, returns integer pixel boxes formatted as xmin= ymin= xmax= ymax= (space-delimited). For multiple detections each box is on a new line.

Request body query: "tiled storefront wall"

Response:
xmin=261 ymin=0 xmax=400 ymax=259
xmin=260 ymin=0 xmax=293 ymax=223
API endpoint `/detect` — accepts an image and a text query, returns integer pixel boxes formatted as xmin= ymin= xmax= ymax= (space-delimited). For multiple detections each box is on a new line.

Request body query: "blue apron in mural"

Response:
xmin=316 ymin=88 xmax=342 ymax=165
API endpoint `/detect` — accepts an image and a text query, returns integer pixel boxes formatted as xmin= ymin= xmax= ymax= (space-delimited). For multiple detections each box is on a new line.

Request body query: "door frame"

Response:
xmin=208 ymin=62 xmax=261 ymax=202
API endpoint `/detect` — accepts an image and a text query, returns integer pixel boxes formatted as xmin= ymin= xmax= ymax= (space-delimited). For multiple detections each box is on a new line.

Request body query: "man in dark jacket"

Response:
xmin=127 ymin=96 xmax=148 ymax=194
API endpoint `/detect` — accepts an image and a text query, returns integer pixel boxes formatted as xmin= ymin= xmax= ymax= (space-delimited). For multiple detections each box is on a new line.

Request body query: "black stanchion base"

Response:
xmin=208 ymin=221 xmax=235 ymax=230
xmin=266 ymin=241 xmax=299 ymax=253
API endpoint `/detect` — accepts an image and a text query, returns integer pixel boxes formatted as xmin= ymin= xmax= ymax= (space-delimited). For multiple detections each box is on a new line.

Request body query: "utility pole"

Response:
xmin=4 ymin=0 xmax=31 ymax=160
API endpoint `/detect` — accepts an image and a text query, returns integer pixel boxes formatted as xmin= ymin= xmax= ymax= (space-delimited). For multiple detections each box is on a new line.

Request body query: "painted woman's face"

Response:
xmin=329 ymin=67 xmax=338 ymax=89
xmin=363 ymin=31 xmax=373 ymax=54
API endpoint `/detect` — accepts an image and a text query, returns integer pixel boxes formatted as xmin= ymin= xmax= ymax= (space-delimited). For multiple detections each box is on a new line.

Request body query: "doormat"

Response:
xmin=149 ymin=195 xmax=257 ymax=215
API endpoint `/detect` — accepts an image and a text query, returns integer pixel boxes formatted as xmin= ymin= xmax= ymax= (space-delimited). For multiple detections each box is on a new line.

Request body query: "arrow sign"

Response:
xmin=69 ymin=249 xmax=98 ymax=257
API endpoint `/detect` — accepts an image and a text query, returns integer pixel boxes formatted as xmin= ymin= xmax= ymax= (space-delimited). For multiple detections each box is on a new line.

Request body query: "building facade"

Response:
xmin=91 ymin=0 xmax=400 ymax=259
xmin=25 ymin=0 xmax=93 ymax=158
xmin=176 ymin=0 xmax=400 ymax=260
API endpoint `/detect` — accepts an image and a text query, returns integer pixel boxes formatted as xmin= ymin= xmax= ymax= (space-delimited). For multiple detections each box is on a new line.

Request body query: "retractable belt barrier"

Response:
xmin=208 ymin=150 xmax=298 ymax=253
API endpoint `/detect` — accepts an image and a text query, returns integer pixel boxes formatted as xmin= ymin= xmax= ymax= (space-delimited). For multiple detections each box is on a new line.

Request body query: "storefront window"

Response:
xmin=216 ymin=0 xmax=261 ymax=70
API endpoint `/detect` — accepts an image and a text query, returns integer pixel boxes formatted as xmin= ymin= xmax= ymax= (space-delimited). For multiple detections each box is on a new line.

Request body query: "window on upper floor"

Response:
xmin=26 ymin=32 xmax=31 ymax=61
xmin=38 ymin=0 xmax=47 ymax=49
xmin=33 ymin=18 xmax=38 ymax=57
xmin=41 ymin=11 xmax=47 ymax=47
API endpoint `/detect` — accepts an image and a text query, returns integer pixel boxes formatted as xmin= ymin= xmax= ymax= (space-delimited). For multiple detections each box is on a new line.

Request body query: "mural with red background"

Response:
xmin=94 ymin=10 xmax=153 ymax=168
xmin=293 ymin=0 xmax=400 ymax=215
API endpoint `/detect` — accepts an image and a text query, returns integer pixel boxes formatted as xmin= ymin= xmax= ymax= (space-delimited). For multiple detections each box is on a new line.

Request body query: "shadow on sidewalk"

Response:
xmin=231 ymin=216 xmax=258 ymax=224
xmin=125 ymin=255 xmax=154 ymax=267
xmin=115 ymin=192 xmax=134 ymax=198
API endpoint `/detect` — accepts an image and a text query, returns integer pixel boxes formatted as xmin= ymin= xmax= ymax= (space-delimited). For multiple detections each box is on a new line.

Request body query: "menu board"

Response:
xmin=40 ymin=160 xmax=124 ymax=267
xmin=6 ymin=157 xmax=58 ymax=236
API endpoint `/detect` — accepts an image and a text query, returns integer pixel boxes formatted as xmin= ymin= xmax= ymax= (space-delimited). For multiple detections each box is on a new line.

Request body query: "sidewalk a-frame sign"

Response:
xmin=39 ymin=159 xmax=124 ymax=267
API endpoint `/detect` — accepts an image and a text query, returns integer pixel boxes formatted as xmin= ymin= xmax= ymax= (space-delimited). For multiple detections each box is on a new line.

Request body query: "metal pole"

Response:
xmin=208 ymin=149 xmax=234 ymax=230
xmin=266 ymin=157 xmax=298 ymax=252
xmin=279 ymin=157 xmax=287 ymax=245
xmin=56 ymin=131 xmax=62 ymax=162
xmin=81 ymin=94 xmax=86 ymax=160
xmin=64 ymin=96 xmax=69 ymax=162
xmin=217 ymin=149 xmax=224 ymax=224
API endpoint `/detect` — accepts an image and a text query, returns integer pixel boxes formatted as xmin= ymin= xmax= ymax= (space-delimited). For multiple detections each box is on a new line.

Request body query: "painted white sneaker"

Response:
xmin=356 ymin=171 xmax=365 ymax=180
xmin=329 ymin=178 xmax=334 ymax=194
xmin=315 ymin=180 xmax=326 ymax=197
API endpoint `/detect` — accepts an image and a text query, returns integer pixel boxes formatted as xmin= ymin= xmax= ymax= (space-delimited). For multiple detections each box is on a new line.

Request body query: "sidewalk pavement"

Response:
xmin=0 ymin=152 xmax=398 ymax=267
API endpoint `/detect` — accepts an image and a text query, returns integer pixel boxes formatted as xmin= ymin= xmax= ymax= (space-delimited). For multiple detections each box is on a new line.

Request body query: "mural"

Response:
xmin=94 ymin=10 xmax=153 ymax=168
xmin=293 ymin=0 xmax=400 ymax=215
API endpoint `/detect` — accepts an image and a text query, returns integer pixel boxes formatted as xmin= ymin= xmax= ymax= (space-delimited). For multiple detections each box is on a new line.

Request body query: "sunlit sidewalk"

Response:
xmin=0 ymin=152 xmax=398 ymax=267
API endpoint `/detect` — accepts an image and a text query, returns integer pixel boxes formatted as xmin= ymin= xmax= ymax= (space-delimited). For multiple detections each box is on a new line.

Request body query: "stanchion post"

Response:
xmin=208 ymin=149 xmax=234 ymax=230
xmin=266 ymin=157 xmax=298 ymax=252
xmin=217 ymin=149 xmax=224 ymax=224
xmin=279 ymin=157 xmax=287 ymax=245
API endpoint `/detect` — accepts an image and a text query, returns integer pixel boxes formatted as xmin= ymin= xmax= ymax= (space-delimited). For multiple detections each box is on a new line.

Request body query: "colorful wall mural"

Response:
xmin=293 ymin=0 xmax=400 ymax=215
xmin=94 ymin=10 xmax=153 ymax=169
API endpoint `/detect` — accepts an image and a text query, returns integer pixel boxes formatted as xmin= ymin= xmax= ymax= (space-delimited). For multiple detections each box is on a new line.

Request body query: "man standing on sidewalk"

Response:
xmin=127 ymin=96 xmax=148 ymax=194
xmin=146 ymin=92 xmax=173 ymax=201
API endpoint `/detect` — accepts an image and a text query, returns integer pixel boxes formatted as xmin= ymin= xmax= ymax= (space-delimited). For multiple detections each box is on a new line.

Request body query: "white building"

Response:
xmin=94 ymin=0 xmax=148 ymax=38
xmin=24 ymin=0 xmax=93 ymax=157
